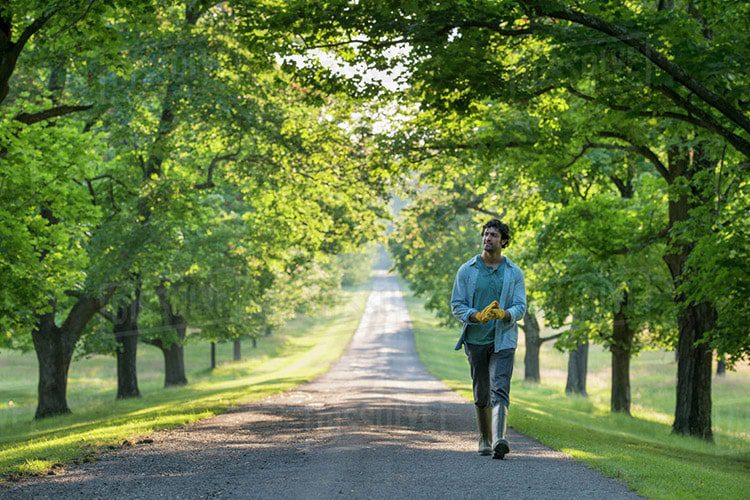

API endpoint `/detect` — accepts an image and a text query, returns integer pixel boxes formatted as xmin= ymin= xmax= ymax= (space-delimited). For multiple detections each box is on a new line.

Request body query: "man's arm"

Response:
xmin=504 ymin=269 xmax=527 ymax=323
xmin=450 ymin=267 xmax=480 ymax=324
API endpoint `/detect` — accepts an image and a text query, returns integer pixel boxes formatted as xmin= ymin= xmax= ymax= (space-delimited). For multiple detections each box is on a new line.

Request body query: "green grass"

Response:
xmin=403 ymin=289 xmax=750 ymax=500
xmin=0 ymin=286 xmax=369 ymax=481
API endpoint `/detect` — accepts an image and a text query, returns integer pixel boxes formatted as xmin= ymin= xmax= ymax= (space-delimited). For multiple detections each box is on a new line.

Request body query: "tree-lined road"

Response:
xmin=6 ymin=271 xmax=637 ymax=499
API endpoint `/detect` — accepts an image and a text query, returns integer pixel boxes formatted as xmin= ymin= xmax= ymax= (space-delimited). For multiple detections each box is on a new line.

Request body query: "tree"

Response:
xmin=531 ymin=184 xmax=676 ymax=410
xmin=274 ymin=0 xmax=750 ymax=439
xmin=2 ymin=0 xmax=397 ymax=416
xmin=0 ymin=2 xmax=129 ymax=414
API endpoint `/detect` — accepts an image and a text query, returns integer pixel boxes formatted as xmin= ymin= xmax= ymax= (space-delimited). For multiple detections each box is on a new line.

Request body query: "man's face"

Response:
xmin=482 ymin=227 xmax=503 ymax=252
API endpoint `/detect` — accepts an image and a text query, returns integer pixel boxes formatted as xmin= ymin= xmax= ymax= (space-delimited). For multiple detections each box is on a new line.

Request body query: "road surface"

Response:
xmin=5 ymin=270 xmax=638 ymax=499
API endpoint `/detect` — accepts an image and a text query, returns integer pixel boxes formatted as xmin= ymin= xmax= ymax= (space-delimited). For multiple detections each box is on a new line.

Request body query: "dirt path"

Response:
xmin=5 ymin=271 xmax=638 ymax=499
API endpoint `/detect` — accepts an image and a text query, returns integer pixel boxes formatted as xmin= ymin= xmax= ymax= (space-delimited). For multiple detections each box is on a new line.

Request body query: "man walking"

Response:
xmin=450 ymin=219 xmax=527 ymax=459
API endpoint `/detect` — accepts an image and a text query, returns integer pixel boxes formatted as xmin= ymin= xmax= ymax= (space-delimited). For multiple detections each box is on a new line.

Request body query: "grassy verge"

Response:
xmin=403 ymin=288 xmax=750 ymax=500
xmin=0 ymin=286 xmax=369 ymax=481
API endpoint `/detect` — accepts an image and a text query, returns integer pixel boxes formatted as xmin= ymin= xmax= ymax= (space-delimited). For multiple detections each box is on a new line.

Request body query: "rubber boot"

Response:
xmin=475 ymin=406 xmax=492 ymax=455
xmin=492 ymin=405 xmax=510 ymax=459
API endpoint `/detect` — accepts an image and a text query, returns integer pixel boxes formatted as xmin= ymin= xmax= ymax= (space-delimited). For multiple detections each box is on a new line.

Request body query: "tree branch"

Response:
xmin=60 ymin=285 xmax=117 ymax=343
xmin=466 ymin=200 xmax=505 ymax=220
xmin=15 ymin=8 xmax=58 ymax=52
xmin=409 ymin=139 xmax=535 ymax=154
xmin=595 ymin=132 xmax=670 ymax=181
xmin=564 ymin=232 xmax=608 ymax=258
xmin=560 ymin=135 xmax=670 ymax=186
xmin=0 ymin=8 xmax=59 ymax=104
xmin=14 ymin=104 xmax=93 ymax=124
xmin=559 ymin=143 xmax=592 ymax=171
xmin=300 ymin=18 xmax=534 ymax=52
xmin=540 ymin=332 xmax=564 ymax=343
xmin=609 ymin=175 xmax=632 ymax=199
xmin=687 ymin=0 xmax=713 ymax=40
xmin=655 ymin=85 xmax=750 ymax=158
xmin=300 ymin=35 xmax=413 ymax=51
xmin=86 ymin=174 xmax=138 ymax=195
xmin=566 ymin=85 xmax=750 ymax=157
xmin=520 ymin=84 xmax=558 ymax=102
xmin=567 ymin=85 xmax=702 ymax=124
xmin=97 ymin=308 xmax=116 ymax=324
xmin=609 ymin=226 xmax=670 ymax=256
xmin=455 ymin=20 xmax=536 ymax=37
xmin=194 ymin=151 xmax=239 ymax=190
xmin=140 ymin=336 xmax=164 ymax=349
xmin=523 ymin=2 xmax=750 ymax=135
xmin=46 ymin=0 xmax=98 ymax=40
xmin=565 ymin=85 xmax=631 ymax=112
xmin=83 ymin=178 xmax=97 ymax=205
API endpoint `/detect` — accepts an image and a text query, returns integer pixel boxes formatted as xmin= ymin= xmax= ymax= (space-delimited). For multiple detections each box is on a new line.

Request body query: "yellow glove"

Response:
xmin=475 ymin=301 xmax=500 ymax=323
xmin=486 ymin=307 xmax=509 ymax=321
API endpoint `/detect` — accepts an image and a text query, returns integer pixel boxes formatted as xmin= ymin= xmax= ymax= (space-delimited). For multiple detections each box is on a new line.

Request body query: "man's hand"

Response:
xmin=475 ymin=301 xmax=500 ymax=323
xmin=486 ymin=307 xmax=509 ymax=321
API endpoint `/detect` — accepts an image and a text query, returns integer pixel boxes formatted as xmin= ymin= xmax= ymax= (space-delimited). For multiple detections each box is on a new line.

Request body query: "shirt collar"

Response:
xmin=472 ymin=254 xmax=507 ymax=270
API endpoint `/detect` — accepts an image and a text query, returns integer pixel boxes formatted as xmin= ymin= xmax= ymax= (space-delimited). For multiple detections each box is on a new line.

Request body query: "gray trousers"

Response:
xmin=464 ymin=343 xmax=515 ymax=409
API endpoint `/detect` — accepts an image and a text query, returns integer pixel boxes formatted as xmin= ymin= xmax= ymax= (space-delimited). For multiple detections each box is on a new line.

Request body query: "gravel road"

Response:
xmin=4 ymin=270 xmax=638 ymax=499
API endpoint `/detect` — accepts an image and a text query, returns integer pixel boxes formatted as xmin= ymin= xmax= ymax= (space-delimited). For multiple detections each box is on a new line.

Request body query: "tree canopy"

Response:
xmin=1 ymin=0 xmax=747 ymax=441
xmin=273 ymin=0 xmax=749 ymax=438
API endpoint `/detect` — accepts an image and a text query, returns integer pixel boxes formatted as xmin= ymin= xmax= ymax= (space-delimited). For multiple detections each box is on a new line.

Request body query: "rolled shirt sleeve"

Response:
xmin=451 ymin=266 xmax=479 ymax=325
xmin=505 ymin=269 xmax=527 ymax=323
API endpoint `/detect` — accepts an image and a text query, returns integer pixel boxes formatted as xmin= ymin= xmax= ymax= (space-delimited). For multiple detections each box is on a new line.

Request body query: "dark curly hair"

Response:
xmin=481 ymin=219 xmax=510 ymax=248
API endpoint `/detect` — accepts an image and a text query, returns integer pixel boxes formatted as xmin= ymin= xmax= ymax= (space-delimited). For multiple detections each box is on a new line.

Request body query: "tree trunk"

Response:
xmin=210 ymin=342 xmax=216 ymax=370
xmin=154 ymin=282 xmax=189 ymax=387
xmin=523 ymin=311 xmax=542 ymax=383
xmin=114 ymin=284 xmax=142 ymax=399
xmin=565 ymin=340 xmax=588 ymax=396
xmin=0 ymin=12 xmax=56 ymax=106
xmin=233 ymin=339 xmax=241 ymax=361
xmin=32 ymin=291 xmax=115 ymax=419
xmin=716 ymin=356 xmax=726 ymax=377
xmin=663 ymin=144 xmax=717 ymax=440
xmin=672 ymin=301 xmax=715 ymax=440
xmin=163 ymin=342 xmax=188 ymax=386
xmin=611 ymin=293 xmax=634 ymax=414
xmin=115 ymin=322 xmax=140 ymax=399
xmin=32 ymin=315 xmax=74 ymax=419
xmin=252 ymin=337 xmax=257 ymax=348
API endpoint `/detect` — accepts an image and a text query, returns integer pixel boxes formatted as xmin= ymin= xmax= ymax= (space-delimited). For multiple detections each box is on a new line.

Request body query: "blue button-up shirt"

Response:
xmin=464 ymin=257 xmax=506 ymax=345
xmin=450 ymin=254 xmax=527 ymax=352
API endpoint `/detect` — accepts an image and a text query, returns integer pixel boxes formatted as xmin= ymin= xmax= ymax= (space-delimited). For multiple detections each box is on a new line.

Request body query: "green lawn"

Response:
xmin=0 ymin=286 xmax=369 ymax=481
xmin=403 ymin=289 xmax=750 ymax=500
